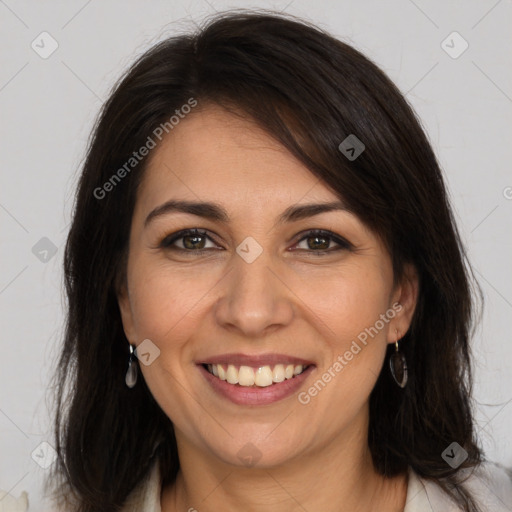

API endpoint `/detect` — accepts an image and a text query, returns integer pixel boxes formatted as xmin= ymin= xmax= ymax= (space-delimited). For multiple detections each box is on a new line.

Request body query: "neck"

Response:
xmin=161 ymin=413 xmax=408 ymax=512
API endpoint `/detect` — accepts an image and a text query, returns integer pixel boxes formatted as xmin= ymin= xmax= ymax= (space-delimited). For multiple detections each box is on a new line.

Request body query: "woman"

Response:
xmin=47 ymin=10 xmax=512 ymax=512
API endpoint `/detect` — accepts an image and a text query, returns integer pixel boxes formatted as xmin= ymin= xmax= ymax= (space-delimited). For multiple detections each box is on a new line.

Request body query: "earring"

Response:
xmin=125 ymin=343 xmax=138 ymax=388
xmin=389 ymin=330 xmax=408 ymax=388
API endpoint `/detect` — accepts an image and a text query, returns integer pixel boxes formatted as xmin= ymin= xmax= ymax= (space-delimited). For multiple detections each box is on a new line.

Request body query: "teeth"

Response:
xmin=254 ymin=366 xmax=273 ymax=387
xmin=272 ymin=364 xmax=285 ymax=383
xmin=226 ymin=364 xmax=239 ymax=385
xmin=239 ymin=366 xmax=255 ymax=386
xmin=206 ymin=363 xmax=308 ymax=387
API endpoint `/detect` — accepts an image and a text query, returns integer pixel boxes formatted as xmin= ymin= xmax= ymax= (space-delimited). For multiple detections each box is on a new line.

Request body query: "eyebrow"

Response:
xmin=144 ymin=199 xmax=350 ymax=228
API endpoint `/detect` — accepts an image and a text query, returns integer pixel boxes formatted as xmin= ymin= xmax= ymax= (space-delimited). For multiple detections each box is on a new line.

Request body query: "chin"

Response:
xmin=203 ymin=433 xmax=307 ymax=470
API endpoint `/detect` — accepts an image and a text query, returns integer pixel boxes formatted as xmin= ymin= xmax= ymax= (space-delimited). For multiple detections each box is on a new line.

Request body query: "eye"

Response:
xmin=158 ymin=228 xmax=353 ymax=255
xmin=292 ymin=229 xmax=353 ymax=254
xmin=159 ymin=229 xmax=219 ymax=253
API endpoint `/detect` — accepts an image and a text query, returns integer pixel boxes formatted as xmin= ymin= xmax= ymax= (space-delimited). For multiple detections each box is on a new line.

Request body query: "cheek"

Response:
xmin=126 ymin=258 xmax=205 ymax=421
xmin=127 ymin=257 xmax=208 ymax=340
xmin=128 ymin=252 xmax=393 ymax=352
xmin=307 ymin=262 xmax=392 ymax=343
xmin=304 ymin=264 xmax=392 ymax=402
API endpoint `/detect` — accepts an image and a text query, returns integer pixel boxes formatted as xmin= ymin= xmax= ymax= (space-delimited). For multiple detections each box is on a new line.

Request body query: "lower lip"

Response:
xmin=198 ymin=364 xmax=315 ymax=405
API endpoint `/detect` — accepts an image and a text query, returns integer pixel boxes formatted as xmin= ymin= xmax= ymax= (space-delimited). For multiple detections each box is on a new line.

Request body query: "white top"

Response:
xmin=120 ymin=460 xmax=512 ymax=511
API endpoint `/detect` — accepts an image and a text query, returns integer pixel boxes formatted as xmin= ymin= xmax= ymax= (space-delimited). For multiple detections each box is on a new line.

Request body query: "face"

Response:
xmin=118 ymin=104 xmax=417 ymax=469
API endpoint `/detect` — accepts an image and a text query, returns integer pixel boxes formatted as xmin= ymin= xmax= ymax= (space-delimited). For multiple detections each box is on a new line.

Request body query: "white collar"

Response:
xmin=404 ymin=462 xmax=512 ymax=511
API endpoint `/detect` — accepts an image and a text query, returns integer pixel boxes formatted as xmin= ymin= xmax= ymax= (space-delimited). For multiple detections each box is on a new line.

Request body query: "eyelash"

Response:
xmin=158 ymin=228 xmax=353 ymax=255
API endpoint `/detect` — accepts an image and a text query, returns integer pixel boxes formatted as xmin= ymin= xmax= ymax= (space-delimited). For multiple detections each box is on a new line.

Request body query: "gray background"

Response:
xmin=1 ymin=0 xmax=511 ymax=509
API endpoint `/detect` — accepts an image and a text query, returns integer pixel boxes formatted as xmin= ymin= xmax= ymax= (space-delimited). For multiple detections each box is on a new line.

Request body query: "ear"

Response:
xmin=116 ymin=278 xmax=137 ymax=344
xmin=387 ymin=263 xmax=419 ymax=343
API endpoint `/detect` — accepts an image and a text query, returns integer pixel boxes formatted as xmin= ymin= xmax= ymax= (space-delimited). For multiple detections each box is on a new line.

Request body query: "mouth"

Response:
xmin=202 ymin=362 xmax=311 ymax=387
xmin=197 ymin=353 xmax=316 ymax=405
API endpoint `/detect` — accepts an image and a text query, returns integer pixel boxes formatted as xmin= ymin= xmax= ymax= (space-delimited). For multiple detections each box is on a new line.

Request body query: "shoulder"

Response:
xmin=0 ymin=490 xmax=28 ymax=511
xmin=405 ymin=461 xmax=512 ymax=512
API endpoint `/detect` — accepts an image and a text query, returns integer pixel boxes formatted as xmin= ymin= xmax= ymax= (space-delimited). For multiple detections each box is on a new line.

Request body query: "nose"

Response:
xmin=213 ymin=245 xmax=294 ymax=338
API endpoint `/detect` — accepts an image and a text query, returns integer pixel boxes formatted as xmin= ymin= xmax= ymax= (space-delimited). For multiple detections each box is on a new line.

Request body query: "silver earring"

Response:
xmin=125 ymin=344 xmax=138 ymax=388
xmin=389 ymin=331 xmax=408 ymax=388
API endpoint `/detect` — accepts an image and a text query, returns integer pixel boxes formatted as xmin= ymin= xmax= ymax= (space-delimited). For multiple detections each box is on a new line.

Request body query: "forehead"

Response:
xmin=135 ymin=105 xmax=340 ymax=215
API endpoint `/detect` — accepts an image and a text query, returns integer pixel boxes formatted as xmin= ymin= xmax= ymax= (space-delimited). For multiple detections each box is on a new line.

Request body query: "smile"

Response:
xmin=204 ymin=363 xmax=309 ymax=387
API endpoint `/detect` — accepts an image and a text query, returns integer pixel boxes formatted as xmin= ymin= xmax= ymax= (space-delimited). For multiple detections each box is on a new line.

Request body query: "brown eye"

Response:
xmin=305 ymin=234 xmax=330 ymax=251
xmin=181 ymin=233 xmax=207 ymax=250
xmin=159 ymin=228 xmax=352 ymax=255
xmin=160 ymin=229 xmax=217 ymax=252
xmin=294 ymin=229 xmax=352 ymax=253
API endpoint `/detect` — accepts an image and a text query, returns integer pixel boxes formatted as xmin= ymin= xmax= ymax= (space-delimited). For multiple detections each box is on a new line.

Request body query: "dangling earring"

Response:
xmin=125 ymin=343 xmax=138 ymax=388
xmin=389 ymin=330 xmax=408 ymax=388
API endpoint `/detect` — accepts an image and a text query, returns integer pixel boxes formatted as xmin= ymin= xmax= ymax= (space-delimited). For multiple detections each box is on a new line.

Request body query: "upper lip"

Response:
xmin=197 ymin=353 xmax=315 ymax=367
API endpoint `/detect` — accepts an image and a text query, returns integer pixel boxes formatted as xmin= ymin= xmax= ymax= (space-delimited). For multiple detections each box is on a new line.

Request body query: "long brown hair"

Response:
xmin=47 ymin=9 xmax=485 ymax=511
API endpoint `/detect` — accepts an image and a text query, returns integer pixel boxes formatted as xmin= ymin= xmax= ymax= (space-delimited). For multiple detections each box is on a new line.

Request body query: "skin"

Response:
xmin=117 ymin=104 xmax=419 ymax=512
